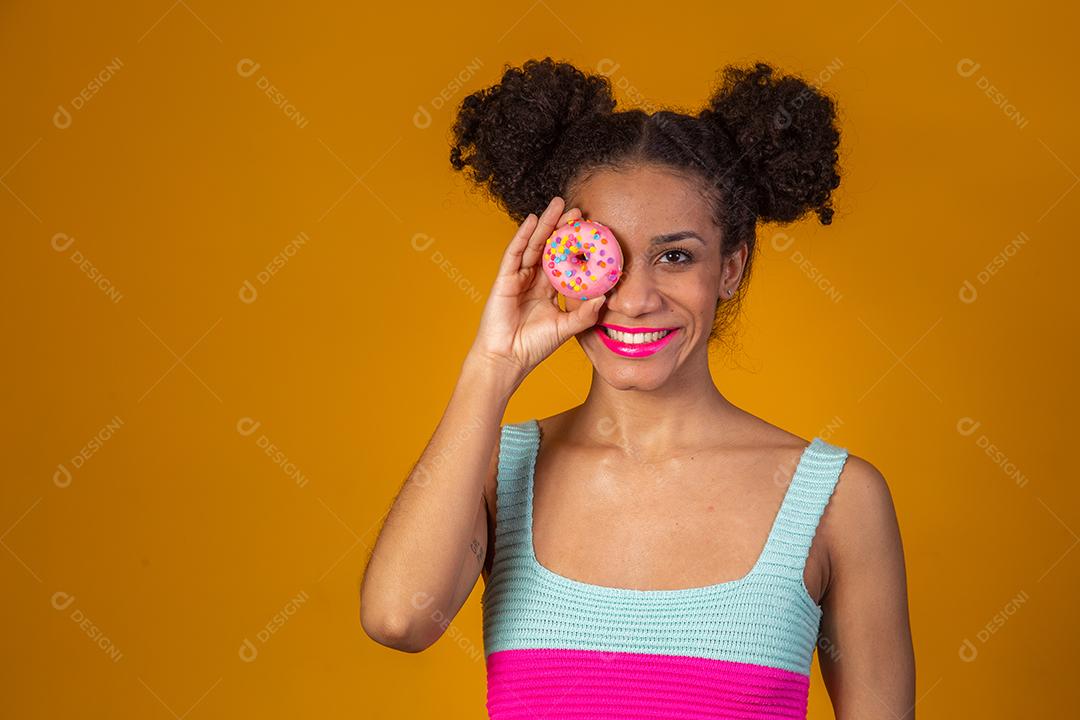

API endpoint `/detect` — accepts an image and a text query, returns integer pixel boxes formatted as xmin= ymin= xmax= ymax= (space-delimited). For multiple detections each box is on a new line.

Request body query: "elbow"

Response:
xmin=359 ymin=597 xmax=437 ymax=653
xmin=360 ymin=611 xmax=424 ymax=652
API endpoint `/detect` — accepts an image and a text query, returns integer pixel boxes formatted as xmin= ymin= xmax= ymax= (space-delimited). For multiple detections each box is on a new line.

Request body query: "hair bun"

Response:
xmin=450 ymin=57 xmax=616 ymax=222
xmin=699 ymin=62 xmax=841 ymax=225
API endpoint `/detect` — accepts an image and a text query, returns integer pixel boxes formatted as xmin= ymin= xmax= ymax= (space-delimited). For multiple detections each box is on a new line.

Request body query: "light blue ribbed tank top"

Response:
xmin=480 ymin=418 xmax=850 ymax=677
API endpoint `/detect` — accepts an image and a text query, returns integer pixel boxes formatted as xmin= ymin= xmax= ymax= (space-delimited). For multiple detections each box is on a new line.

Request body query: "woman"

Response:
xmin=361 ymin=57 xmax=915 ymax=719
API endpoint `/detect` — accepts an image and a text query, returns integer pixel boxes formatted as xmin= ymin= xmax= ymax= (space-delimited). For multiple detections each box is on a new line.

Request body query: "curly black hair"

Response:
xmin=449 ymin=57 xmax=841 ymax=345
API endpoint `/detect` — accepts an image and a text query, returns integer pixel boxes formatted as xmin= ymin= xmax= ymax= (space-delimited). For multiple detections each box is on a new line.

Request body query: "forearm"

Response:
xmin=359 ymin=352 xmax=519 ymax=648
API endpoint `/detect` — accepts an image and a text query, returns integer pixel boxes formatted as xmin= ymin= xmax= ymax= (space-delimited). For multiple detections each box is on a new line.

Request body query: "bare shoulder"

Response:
xmin=535 ymin=408 xmax=587 ymax=452
xmin=535 ymin=407 xmax=574 ymax=437
xmin=824 ymin=449 xmax=899 ymax=536
xmin=818 ymin=447 xmax=905 ymax=593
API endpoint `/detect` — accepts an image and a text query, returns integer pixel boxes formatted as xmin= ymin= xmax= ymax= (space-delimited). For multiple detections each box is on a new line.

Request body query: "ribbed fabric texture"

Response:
xmin=481 ymin=418 xmax=849 ymax=720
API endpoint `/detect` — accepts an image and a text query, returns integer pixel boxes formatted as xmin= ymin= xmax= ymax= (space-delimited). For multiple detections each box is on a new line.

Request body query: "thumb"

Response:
xmin=562 ymin=294 xmax=606 ymax=337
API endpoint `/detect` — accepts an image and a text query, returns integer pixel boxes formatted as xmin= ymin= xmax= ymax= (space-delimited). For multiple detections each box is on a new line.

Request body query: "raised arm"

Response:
xmin=817 ymin=455 xmax=916 ymax=718
xmin=359 ymin=353 xmax=512 ymax=653
xmin=359 ymin=197 xmax=606 ymax=652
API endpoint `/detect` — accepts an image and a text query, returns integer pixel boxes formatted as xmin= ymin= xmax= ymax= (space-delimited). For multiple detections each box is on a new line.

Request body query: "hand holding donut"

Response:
xmin=467 ymin=197 xmax=617 ymax=382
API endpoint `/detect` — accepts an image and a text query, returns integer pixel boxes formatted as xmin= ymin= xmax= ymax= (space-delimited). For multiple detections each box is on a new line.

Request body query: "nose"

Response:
xmin=604 ymin=258 xmax=662 ymax=317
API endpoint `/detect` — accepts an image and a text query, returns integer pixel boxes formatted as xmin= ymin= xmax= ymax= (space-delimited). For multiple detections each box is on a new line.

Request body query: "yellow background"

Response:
xmin=3 ymin=1 xmax=1077 ymax=717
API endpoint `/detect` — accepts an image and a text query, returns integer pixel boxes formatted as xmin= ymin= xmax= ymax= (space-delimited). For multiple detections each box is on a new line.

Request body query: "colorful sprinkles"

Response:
xmin=541 ymin=217 xmax=623 ymax=300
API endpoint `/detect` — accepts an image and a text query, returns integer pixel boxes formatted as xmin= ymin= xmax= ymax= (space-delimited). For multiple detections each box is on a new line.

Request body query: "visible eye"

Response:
xmin=658 ymin=247 xmax=694 ymax=265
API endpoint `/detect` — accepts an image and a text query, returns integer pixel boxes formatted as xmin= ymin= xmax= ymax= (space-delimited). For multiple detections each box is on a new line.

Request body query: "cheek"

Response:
xmin=658 ymin=272 xmax=715 ymax=310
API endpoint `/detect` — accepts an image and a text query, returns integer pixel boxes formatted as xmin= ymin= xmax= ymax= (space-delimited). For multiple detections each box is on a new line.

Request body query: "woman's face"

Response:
xmin=566 ymin=164 xmax=742 ymax=390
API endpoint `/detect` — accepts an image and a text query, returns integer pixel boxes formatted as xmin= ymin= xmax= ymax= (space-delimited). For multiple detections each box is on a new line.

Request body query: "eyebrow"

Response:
xmin=649 ymin=231 xmax=706 ymax=246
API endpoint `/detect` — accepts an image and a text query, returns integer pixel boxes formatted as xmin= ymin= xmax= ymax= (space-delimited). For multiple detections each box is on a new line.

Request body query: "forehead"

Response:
xmin=568 ymin=165 xmax=717 ymax=245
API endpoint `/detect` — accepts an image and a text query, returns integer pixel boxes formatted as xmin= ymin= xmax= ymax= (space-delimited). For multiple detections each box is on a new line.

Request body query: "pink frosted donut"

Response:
xmin=541 ymin=218 xmax=623 ymax=300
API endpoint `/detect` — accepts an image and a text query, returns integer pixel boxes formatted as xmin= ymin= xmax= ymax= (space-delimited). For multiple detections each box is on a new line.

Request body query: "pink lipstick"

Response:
xmin=594 ymin=324 xmax=680 ymax=358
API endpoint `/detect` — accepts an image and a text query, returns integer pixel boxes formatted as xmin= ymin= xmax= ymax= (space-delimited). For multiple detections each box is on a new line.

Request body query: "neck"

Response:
xmin=574 ymin=347 xmax=740 ymax=459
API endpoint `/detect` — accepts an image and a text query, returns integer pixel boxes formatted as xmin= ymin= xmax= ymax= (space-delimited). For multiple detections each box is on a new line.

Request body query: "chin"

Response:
xmin=576 ymin=333 xmax=681 ymax=390
xmin=599 ymin=363 xmax=675 ymax=391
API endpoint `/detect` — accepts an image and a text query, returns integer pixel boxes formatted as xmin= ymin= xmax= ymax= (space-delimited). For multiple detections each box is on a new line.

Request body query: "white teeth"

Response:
xmin=603 ymin=328 xmax=672 ymax=344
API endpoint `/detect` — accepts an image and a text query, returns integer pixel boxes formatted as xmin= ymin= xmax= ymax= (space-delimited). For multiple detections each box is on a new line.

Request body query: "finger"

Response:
xmin=557 ymin=205 xmax=583 ymax=227
xmin=523 ymin=260 xmax=556 ymax=303
xmin=520 ymin=197 xmax=565 ymax=270
xmin=496 ymin=212 xmax=538 ymax=279
xmin=525 ymin=203 xmax=583 ymax=301
xmin=523 ymin=202 xmax=583 ymax=271
xmin=558 ymin=294 xmax=606 ymax=339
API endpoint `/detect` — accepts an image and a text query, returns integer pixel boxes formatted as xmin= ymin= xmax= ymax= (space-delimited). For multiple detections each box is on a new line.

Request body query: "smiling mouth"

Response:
xmin=599 ymin=326 xmax=674 ymax=344
xmin=594 ymin=324 xmax=680 ymax=358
